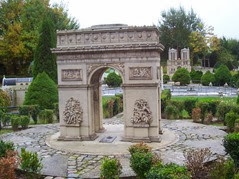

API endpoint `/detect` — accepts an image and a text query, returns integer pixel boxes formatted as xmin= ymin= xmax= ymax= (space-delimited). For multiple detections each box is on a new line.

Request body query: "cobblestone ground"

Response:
xmin=0 ymin=117 xmax=227 ymax=179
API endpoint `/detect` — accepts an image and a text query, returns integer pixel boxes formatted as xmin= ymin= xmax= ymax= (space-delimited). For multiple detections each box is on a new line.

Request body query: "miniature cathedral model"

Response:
xmin=167 ymin=48 xmax=191 ymax=76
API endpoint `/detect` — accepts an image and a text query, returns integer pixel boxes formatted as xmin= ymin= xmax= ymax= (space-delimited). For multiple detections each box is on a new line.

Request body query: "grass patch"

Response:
xmin=0 ymin=129 xmax=13 ymax=135
xmin=172 ymin=96 xmax=237 ymax=103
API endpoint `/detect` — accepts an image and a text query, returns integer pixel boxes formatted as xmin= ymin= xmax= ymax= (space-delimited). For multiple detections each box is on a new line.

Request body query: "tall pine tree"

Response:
xmin=32 ymin=13 xmax=57 ymax=82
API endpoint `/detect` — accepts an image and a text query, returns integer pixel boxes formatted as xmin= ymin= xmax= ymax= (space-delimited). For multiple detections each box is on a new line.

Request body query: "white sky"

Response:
xmin=50 ymin=0 xmax=239 ymax=39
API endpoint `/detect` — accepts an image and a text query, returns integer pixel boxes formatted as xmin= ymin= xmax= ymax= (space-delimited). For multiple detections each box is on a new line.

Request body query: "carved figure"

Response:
xmin=63 ymin=97 xmax=83 ymax=124
xmin=131 ymin=99 xmax=152 ymax=124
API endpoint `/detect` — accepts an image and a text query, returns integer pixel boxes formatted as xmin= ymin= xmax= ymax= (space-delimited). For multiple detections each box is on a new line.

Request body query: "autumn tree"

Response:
xmin=32 ymin=13 xmax=57 ymax=82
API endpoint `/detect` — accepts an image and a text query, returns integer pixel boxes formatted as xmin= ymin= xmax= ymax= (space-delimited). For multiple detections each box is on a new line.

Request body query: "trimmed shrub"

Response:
xmin=2 ymin=113 xmax=11 ymax=127
xmin=204 ymin=112 xmax=213 ymax=124
xmin=165 ymin=105 xmax=179 ymax=119
xmin=130 ymin=152 xmax=154 ymax=179
xmin=196 ymin=101 xmax=210 ymax=123
xmin=169 ymin=100 xmax=184 ymax=112
xmin=129 ymin=142 xmax=152 ymax=155
xmin=184 ymin=99 xmax=198 ymax=116
xmin=0 ymin=140 xmax=14 ymax=158
xmin=20 ymin=148 xmax=42 ymax=173
xmin=217 ymin=102 xmax=236 ymax=122
xmin=190 ymin=69 xmax=203 ymax=84
xmin=224 ymin=133 xmax=239 ymax=168
xmin=163 ymin=74 xmax=170 ymax=84
xmin=39 ymin=109 xmax=54 ymax=123
xmin=100 ymin=157 xmax=122 ymax=179
xmin=225 ymin=111 xmax=239 ymax=131
xmin=214 ymin=64 xmax=232 ymax=86
xmin=19 ymin=105 xmax=40 ymax=124
xmin=207 ymin=100 xmax=220 ymax=116
xmin=201 ymin=71 xmax=215 ymax=86
xmin=53 ymin=103 xmax=59 ymax=122
xmin=20 ymin=115 xmax=30 ymax=129
xmin=146 ymin=162 xmax=190 ymax=179
xmin=24 ymin=72 xmax=58 ymax=109
xmin=172 ymin=68 xmax=191 ymax=85
xmin=105 ymin=72 xmax=122 ymax=87
xmin=192 ymin=107 xmax=201 ymax=123
xmin=161 ymin=89 xmax=171 ymax=113
xmin=10 ymin=115 xmax=20 ymax=131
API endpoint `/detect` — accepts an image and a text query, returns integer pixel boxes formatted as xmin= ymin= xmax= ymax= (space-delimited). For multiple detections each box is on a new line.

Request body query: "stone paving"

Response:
xmin=0 ymin=117 xmax=227 ymax=178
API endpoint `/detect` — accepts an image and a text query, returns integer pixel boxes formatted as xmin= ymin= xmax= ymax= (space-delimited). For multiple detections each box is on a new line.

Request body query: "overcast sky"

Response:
xmin=50 ymin=0 xmax=239 ymax=39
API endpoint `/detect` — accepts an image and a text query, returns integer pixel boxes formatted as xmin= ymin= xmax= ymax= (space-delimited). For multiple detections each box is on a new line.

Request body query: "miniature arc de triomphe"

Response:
xmin=52 ymin=24 xmax=164 ymax=142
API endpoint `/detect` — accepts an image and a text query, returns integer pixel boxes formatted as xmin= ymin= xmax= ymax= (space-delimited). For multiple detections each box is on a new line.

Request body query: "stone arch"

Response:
xmin=53 ymin=24 xmax=164 ymax=142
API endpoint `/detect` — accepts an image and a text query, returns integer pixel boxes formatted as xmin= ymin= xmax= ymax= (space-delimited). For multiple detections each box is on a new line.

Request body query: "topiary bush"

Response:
xmin=24 ymin=72 xmax=58 ymax=109
xmin=172 ymin=68 xmax=191 ymax=85
xmin=20 ymin=148 xmax=42 ymax=173
xmin=39 ymin=109 xmax=54 ymax=123
xmin=190 ymin=69 xmax=203 ymax=84
xmin=192 ymin=107 xmax=201 ymax=123
xmin=224 ymin=133 xmax=239 ymax=168
xmin=100 ymin=157 xmax=122 ymax=179
xmin=163 ymin=74 xmax=170 ymax=84
xmin=214 ymin=64 xmax=232 ymax=86
xmin=184 ymin=99 xmax=198 ymax=116
xmin=225 ymin=111 xmax=239 ymax=132
xmin=19 ymin=105 xmax=40 ymax=124
xmin=10 ymin=115 xmax=20 ymax=131
xmin=165 ymin=105 xmax=179 ymax=119
xmin=105 ymin=72 xmax=122 ymax=88
xmin=20 ymin=115 xmax=30 ymax=129
xmin=201 ymin=71 xmax=215 ymax=86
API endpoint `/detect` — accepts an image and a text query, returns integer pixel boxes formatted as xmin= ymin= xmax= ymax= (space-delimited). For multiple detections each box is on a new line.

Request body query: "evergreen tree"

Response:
xmin=32 ymin=13 xmax=57 ymax=82
xmin=214 ymin=65 xmax=232 ymax=86
xmin=172 ymin=68 xmax=191 ymax=85
xmin=24 ymin=72 xmax=58 ymax=109
xmin=201 ymin=71 xmax=215 ymax=86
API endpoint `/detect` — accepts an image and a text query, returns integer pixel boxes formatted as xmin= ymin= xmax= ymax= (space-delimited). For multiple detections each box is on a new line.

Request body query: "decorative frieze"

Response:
xmin=129 ymin=67 xmax=152 ymax=80
xmin=63 ymin=97 xmax=83 ymax=124
xmin=62 ymin=69 xmax=82 ymax=81
xmin=131 ymin=99 xmax=152 ymax=125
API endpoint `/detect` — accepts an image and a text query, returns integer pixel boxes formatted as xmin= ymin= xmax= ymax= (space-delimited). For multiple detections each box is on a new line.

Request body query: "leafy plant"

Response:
xmin=201 ymin=71 xmax=215 ymax=86
xmin=184 ymin=148 xmax=212 ymax=179
xmin=224 ymin=133 xmax=239 ymax=168
xmin=129 ymin=142 xmax=152 ymax=155
xmin=163 ymin=74 xmax=170 ymax=84
xmin=100 ymin=157 xmax=122 ymax=179
xmin=20 ymin=148 xmax=42 ymax=173
xmin=0 ymin=140 xmax=14 ymax=158
xmin=105 ymin=71 xmax=122 ymax=87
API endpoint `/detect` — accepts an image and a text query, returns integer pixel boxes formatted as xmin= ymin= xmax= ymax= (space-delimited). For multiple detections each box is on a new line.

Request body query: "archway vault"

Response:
xmin=52 ymin=24 xmax=164 ymax=142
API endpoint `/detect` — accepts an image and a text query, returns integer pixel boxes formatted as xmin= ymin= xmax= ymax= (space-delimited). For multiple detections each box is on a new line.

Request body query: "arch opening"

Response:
xmin=89 ymin=66 xmax=124 ymax=137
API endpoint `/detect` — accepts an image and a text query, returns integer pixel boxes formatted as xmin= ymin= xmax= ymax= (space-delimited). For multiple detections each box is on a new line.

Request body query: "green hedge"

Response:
xmin=224 ymin=133 xmax=239 ymax=168
xmin=39 ymin=109 xmax=54 ymax=123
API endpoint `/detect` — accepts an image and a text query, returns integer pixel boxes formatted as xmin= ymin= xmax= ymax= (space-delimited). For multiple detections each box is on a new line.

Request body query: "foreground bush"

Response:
xmin=172 ymin=68 xmax=190 ymax=85
xmin=20 ymin=115 xmax=30 ymax=129
xmin=129 ymin=142 xmax=152 ymax=155
xmin=20 ymin=148 xmax=42 ymax=173
xmin=100 ymin=157 xmax=122 ymax=179
xmin=0 ymin=151 xmax=18 ymax=179
xmin=224 ymin=133 xmax=239 ymax=168
xmin=11 ymin=115 xmax=20 ymax=131
xmin=0 ymin=140 xmax=14 ymax=158
xmin=184 ymin=99 xmax=198 ymax=116
xmin=165 ymin=105 xmax=179 ymax=119
xmin=184 ymin=148 xmax=212 ymax=179
xmin=146 ymin=162 xmax=190 ymax=179
xmin=24 ymin=72 xmax=58 ymax=109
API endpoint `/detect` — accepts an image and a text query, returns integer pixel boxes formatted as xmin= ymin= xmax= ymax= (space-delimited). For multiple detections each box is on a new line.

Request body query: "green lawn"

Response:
xmin=0 ymin=129 xmax=13 ymax=135
xmin=172 ymin=96 xmax=237 ymax=103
